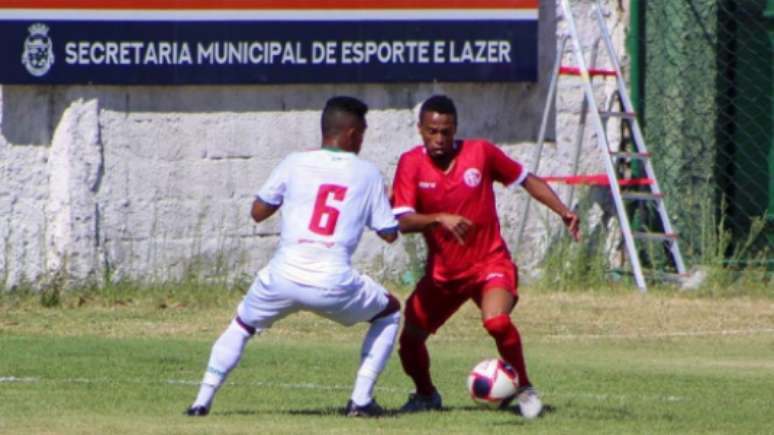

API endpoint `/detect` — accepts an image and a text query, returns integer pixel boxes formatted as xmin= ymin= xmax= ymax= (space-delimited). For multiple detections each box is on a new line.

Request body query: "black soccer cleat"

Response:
xmin=399 ymin=390 xmax=443 ymax=413
xmin=345 ymin=399 xmax=385 ymax=417
xmin=184 ymin=405 xmax=210 ymax=417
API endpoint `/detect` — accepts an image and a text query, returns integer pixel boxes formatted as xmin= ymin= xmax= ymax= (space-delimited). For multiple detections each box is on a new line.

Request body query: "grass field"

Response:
xmin=1 ymin=286 xmax=773 ymax=434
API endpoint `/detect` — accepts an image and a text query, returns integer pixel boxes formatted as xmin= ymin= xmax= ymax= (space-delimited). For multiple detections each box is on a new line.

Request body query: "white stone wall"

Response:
xmin=0 ymin=0 xmax=630 ymax=289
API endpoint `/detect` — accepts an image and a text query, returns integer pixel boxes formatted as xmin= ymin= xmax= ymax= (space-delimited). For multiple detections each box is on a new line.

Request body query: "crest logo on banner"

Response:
xmin=22 ymin=23 xmax=55 ymax=77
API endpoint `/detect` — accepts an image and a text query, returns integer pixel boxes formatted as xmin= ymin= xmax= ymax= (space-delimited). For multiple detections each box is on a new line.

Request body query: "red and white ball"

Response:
xmin=466 ymin=358 xmax=518 ymax=408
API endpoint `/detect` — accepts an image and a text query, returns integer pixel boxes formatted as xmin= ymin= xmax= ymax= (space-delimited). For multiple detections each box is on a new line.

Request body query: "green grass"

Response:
xmin=1 ymin=287 xmax=773 ymax=434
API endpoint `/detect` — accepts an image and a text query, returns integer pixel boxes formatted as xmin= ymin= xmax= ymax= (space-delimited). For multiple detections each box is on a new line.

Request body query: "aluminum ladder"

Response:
xmin=520 ymin=0 xmax=687 ymax=292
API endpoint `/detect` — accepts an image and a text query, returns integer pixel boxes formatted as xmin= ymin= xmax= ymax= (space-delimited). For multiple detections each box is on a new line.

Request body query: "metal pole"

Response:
xmin=516 ymin=35 xmax=568 ymax=249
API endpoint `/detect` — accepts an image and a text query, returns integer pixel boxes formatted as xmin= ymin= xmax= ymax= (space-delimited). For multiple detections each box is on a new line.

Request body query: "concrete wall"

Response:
xmin=0 ymin=0 xmax=628 ymax=289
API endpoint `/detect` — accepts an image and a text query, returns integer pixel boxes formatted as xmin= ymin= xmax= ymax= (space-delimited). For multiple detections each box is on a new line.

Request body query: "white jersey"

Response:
xmin=256 ymin=148 xmax=398 ymax=288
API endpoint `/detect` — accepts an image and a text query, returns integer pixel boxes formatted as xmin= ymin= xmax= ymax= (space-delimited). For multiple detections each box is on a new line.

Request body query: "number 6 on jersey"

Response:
xmin=308 ymin=184 xmax=348 ymax=236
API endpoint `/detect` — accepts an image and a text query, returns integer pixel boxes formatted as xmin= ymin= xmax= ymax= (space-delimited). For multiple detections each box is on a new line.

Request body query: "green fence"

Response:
xmin=632 ymin=0 xmax=773 ymax=268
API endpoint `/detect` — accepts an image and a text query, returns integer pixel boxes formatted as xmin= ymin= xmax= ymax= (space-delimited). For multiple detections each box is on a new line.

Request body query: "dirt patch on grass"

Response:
xmin=2 ymin=290 xmax=773 ymax=342
xmin=519 ymin=292 xmax=774 ymax=340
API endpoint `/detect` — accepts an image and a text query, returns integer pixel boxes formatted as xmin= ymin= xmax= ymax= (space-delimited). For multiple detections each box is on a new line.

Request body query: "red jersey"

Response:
xmin=392 ymin=139 xmax=528 ymax=282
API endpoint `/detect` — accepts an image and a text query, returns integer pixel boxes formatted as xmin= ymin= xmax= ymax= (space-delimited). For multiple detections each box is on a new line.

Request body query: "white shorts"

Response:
xmin=237 ymin=267 xmax=390 ymax=330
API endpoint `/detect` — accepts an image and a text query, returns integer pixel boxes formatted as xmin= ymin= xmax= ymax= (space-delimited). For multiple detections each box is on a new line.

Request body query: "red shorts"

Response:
xmin=405 ymin=259 xmax=518 ymax=334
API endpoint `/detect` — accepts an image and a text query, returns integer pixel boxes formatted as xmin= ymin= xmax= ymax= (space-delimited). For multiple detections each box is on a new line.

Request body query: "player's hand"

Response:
xmin=436 ymin=213 xmax=473 ymax=245
xmin=561 ymin=210 xmax=581 ymax=242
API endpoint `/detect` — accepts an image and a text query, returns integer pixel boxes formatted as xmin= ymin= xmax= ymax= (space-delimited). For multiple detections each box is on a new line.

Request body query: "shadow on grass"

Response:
xmin=219 ymin=406 xmax=399 ymax=418
xmin=217 ymin=403 xmax=559 ymax=419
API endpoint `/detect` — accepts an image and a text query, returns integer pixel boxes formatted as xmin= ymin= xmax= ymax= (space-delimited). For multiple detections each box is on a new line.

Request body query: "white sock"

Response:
xmin=350 ymin=311 xmax=400 ymax=406
xmin=192 ymin=319 xmax=256 ymax=408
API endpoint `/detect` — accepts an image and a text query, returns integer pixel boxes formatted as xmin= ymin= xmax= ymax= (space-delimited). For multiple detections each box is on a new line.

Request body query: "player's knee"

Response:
xmin=398 ymin=334 xmax=417 ymax=358
xmin=399 ymin=321 xmax=428 ymax=348
xmin=385 ymin=293 xmax=401 ymax=314
xmin=483 ymin=314 xmax=513 ymax=339
xmin=233 ymin=316 xmax=257 ymax=336
xmin=374 ymin=309 xmax=401 ymax=328
xmin=371 ymin=293 xmax=401 ymax=321
xmin=382 ymin=310 xmax=401 ymax=328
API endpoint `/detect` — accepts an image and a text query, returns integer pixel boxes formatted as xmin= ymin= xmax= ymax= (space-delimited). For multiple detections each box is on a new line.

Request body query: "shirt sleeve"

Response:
xmin=391 ymin=153 xmax=418 ymax=216
xmin=256 ymin=156 xmax=291 ymax=206
xmin=484 ymin=141 xmax=528 ymax=187
xmin=367 ymin=173 xmax=399 ymax=233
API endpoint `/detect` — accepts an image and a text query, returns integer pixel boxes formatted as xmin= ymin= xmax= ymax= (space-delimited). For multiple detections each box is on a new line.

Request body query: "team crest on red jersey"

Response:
xmin=463 ymin=168 xmax=482 ymax=187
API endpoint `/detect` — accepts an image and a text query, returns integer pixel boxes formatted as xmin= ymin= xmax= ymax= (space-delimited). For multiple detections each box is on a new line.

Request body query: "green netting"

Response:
xmin=639 ymin=0 xmax=773 ymax=267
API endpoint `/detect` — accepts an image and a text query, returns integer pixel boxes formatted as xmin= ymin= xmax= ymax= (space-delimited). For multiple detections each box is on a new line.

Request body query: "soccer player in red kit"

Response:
xmin=392 ymin=95 xmax=580 ymax=419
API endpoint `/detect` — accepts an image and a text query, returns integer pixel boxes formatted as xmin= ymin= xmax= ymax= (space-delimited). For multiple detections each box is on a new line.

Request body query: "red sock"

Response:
xmin=483 ymin=314 xmax=532 ymax=387
xmin=398 ymin=331 xmax=435 ymax=396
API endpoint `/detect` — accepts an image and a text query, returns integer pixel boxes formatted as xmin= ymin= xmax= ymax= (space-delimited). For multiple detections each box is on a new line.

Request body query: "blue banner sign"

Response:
xmin=0 ymin=1 xmax=538 ymax=84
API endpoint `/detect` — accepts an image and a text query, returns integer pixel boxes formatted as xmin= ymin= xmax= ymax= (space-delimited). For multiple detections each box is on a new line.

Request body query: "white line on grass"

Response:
xmin=0 ymin=375 xmax=400 ymax=392
xmin=0 ymin=375 xmax=685 ymax=402
xmin=424 ymin=327 xmax=774 ymax=343
xmin=542 ymin=327 xmax=774 ymax=341
xmin=0 ymin=376 xmax=36 ymax=383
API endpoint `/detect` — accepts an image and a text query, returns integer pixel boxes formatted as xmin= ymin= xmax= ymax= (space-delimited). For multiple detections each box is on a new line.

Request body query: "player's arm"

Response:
xmin=522 ymin=174 xmax=581 ymax=241
xmin=250 ymin=196 xmax=280 ymax=224
xmin=485 ymin=142 xmax=580 ymax=241
xmin=397 ymin=212 xmax=472 ymax=245
xmin=252 ymin=155 xmax=292 ymax=224
xmin=392 ymin=152 xmax=472 ymax=244
xmin=369 ymin=172 xmax=401 ymax=244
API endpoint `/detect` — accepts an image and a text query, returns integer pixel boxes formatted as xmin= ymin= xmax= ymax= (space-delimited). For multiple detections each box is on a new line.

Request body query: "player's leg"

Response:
xmin=398 ymin=276 xmax=467 ymax=412
xmin=476 ymin=262 xmax=542 ymax=419
xmin=347 ymin=292 xmax=401 ymax=416
xmin=187 ymin=316 xmax=255 ymax=415
xmin=398 ymin=320 xmax=432 ymax=396
xmin=478 ymin=289 xmax=531 ymax=388
xmin=294 ymin=273 xmax=400 ymax=417
xmin=186 ymin=270 xmax=295 ymax=416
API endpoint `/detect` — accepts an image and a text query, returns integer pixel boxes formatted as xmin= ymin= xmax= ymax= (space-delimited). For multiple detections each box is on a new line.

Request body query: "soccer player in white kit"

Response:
xmin=186 ymin=96 xmax=401 ymax=418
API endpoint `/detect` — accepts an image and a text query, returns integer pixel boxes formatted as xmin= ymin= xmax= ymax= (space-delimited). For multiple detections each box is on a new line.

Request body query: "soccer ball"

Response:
xmin=466 ymin=358 xmax=518 ymax=408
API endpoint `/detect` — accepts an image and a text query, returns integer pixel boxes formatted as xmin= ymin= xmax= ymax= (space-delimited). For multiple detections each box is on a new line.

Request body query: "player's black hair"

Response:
xmin=419 ymin=95 xmax=457 ymax=123
xmin=321 ymin=96 xmax=368 ymax=137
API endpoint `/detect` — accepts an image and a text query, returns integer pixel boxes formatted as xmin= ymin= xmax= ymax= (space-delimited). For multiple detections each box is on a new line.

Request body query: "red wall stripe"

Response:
xmin=0 ymin=0 xmax=538 ymax=10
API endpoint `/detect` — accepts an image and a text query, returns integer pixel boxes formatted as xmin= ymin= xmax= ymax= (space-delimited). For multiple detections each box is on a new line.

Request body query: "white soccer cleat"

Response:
xmin=516 ymin=386 xmax=543 ymax=420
